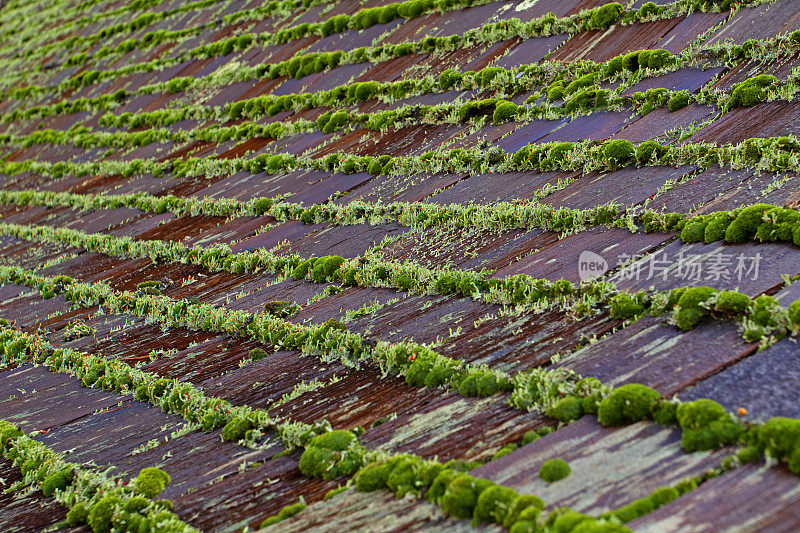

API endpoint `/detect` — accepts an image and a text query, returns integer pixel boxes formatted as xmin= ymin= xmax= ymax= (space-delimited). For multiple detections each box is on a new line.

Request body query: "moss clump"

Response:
xmin=651 ymin=401 xmax=678 ymax=426
xmin=680 ymin=217 xmax=708 ymax=243
xmin=635 ymin=140 xmax=668 ymax=164
xmin=439 ymin=69 xmax=463 ymax=90
xmin=123 ymin=497 xmax=149 ymax=514
xmin=724 ymin=204 xmax=771 ymax=242
xmin=539 ymin=458 xmax=571 ymax=483
xmin=789 ymin=299 xmax=800 ymax=330
xmin=222 ymin=417 xmax=254 ymax=442
xmin=66 ymin=503 xmax=89 ymax=527
xmin=493 ymin=101 xmax=519 ymax=124
xmin=252 ymin=197 xmax=273 ymax=215
xmin=727 ymin=74 xmax=777 ymax=110
xmin=474 ymin=484 xmax=518 ymax=525
xmin=677 ymin=399 xmax=743 ymax=452
xmin=260 ymin=499 xmax=306 ymax=528
xmin=41 ymin=468 xmax=72 ymax=496
xmin=457 ymin=371 xmax=511 ymax=397
xmin=355 ymin=462 xmax=391 ymax=492
xmin=668 ymin=91 xmax=690 ymax=112
xmin=564 ymin=88 xmax=609 ymax=114
xmin=298 ymin=430 xmax=364 ymax=480
xmin=135 ymin=467 xmax=171 ymax=498
xmin=703 ymin=211 xmax=735 ymax=243
xmin=441 ymin=474 xmax=494 ymax=519
xmin=248 ymin=348 xmax=268 ymax=361
xmin=589 ymin=2 xmax=623 ymax=28
xmin=546 ymin=396 xmax=584 ymax=423
xmin=310 ymin=255 xmax=345 ymax=283
xmin=602 ymin=139 xmax=635 ymax=169
xmin=674 ymin=286 xmax=717 ymax=331
xmin=597 ymin=384 xmax=660 ymax=426
xmin=427 ymin=469 xmax=459 ymax=504
xmin=714 ymin=291 xmax=751 ymax=317
xmin=756 ymin=417 xmax=800 ymax=473
xmin=503 ymin=494 xmax=545 ymax=528
xmin=548 ymin=85 xmax=565 ymax=102
xmin=135 ymin=280 xmax=161 ymax=294
xmin=491 ymin=443 xmax=518 ymax=460
xmin=88 ymin=496 xmax=123 ymax=533
xmin=737 ymin=445 xmax=761 ymax=463
xmin=609 ymin=292 xmax=646 ymax=320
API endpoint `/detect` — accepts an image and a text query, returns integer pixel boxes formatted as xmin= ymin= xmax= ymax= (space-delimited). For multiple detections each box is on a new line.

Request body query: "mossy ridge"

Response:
xmin=0 ymin=218 xmax=614 ymax=315
xmin=352 ymin=453 xmax=629 ymax=532
xmin=2 ymin=0 xmax=334 ymax=84
xmin=4 ymin=66 xmax=794 ymax=155
xmin=5 ymin=0 xmax=778 ymax=103
xmin=0 ymin=185 xmax=650 ymax=237
xmin=0 ymin=419 xmax=196 ymax=533
xmin=8 ymin=31 xmax=799 ymax=128
xmin=10 ymin=185 xmax=800 ymax=252
xmin=0 ymin=264 xmax=577 ymax=413
xmin=7 ymin=132 xmax=800 ymax=188
xmin=609 ymin=285 xmax=800 ymax=343
xmin=602 ymin=454 xmax=740 ymax=523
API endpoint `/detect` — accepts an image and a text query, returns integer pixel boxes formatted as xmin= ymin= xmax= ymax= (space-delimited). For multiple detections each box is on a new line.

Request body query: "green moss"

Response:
xmin=674 ymin=287 xmax=717 ymax=331
xmin=548 ymin=85 xmax=565 ymax=102
xmin=680 ymin=217 xmax=708 ymax=243
xmin=703 ymin=211 xmax=735 ymax=243
xmin=749 ymin=294 xmax=780 ymax=328
xmin=564 ymin=73 xmax=598 ymax=96
xmin=66 ymin=503 xmax=89 ymax=527
xmin=602 ymin=139 xmax=635 ymax=169
xmin=88 ymin=496 xmax=123 ymax=533
xmin=135 ymin=467 xmax=171 ymax=498
xmin=356 ymin=462 xmax=391 ymax=492
xmin=222 ymin=416 xmax=254 ymax=442
xmin=458 ymin=371 xmax=511 ymax=397
xmin=260 ymin=499 xmax=306 ymax=528
xmin=589 ymin=2 xmax=623 ymax=28
xmin=427 ymin=469 xmax=459 ymax=504
xmin=386 ymin=456 xmax=427 ymax=497
xmin=597 ymin=384 xmax=660 ymax=426
xmin=298 ymin=430 xmax=364 ymax=480
xmin=493 ymin=101 xmax=519 ymax=124
xmin=714 ymin=291 xmax=751 ymax=317
xmin=724 ymin=204 xmax=771 ymax=242
xmin=756 ymin=417 xmax=800 ymax=472
xmin=439 ymin=69 xmax=462 ymax=90
xmin=546 ymin=396 xmax=584 ymax=423
xmin=123 ymin=497 xmax=150 ymax=514
xmin=789 ymin=299 xmax=800 ymax=329
xmin=41 ymin=468 xmax=72 ymax=496
xmin=677 ymin=399 xmax=743 ymax=452
xmin=668 ymin=91 xmax=690 ymax=112
xmin=737 ymin=445 xmax=761 ymax=463
xmin=635 ymin=140 xmax=668 ymax=164
xmin=252 ymin=197 xmax=273 ymax=215
xmin=609 ymin=293 xmax=646 ymax=320
xmin=539 ymin=458 xmax=571 ymax=483
xmin=491 ymin=443 xmax=518 ymax=460
xmin=441 ymin=474 xmax=494 ymax=519
xmin=552 ymin=510 xmax=593 ymax=532
xmin=248 ymin=348 xmax=268 ymax=361
xmin=503 ymin=494 xmax=545 ymax=528
xmin=651 ymin=401 xmax=678 ymax=426
xmin=727 ymin=75 xmax=776 ymax=110
xmin=474 ymin=484 xmax=518 ymax=525
xmin=520 ymin=430 xmax=541 ymax=445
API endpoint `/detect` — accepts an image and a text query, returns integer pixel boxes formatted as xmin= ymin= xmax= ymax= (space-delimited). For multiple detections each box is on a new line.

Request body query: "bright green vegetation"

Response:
xmin=539 ymin=459 xmax=572 ymax=482
xmin=0 ymin=419 xmax=194 ymax=532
